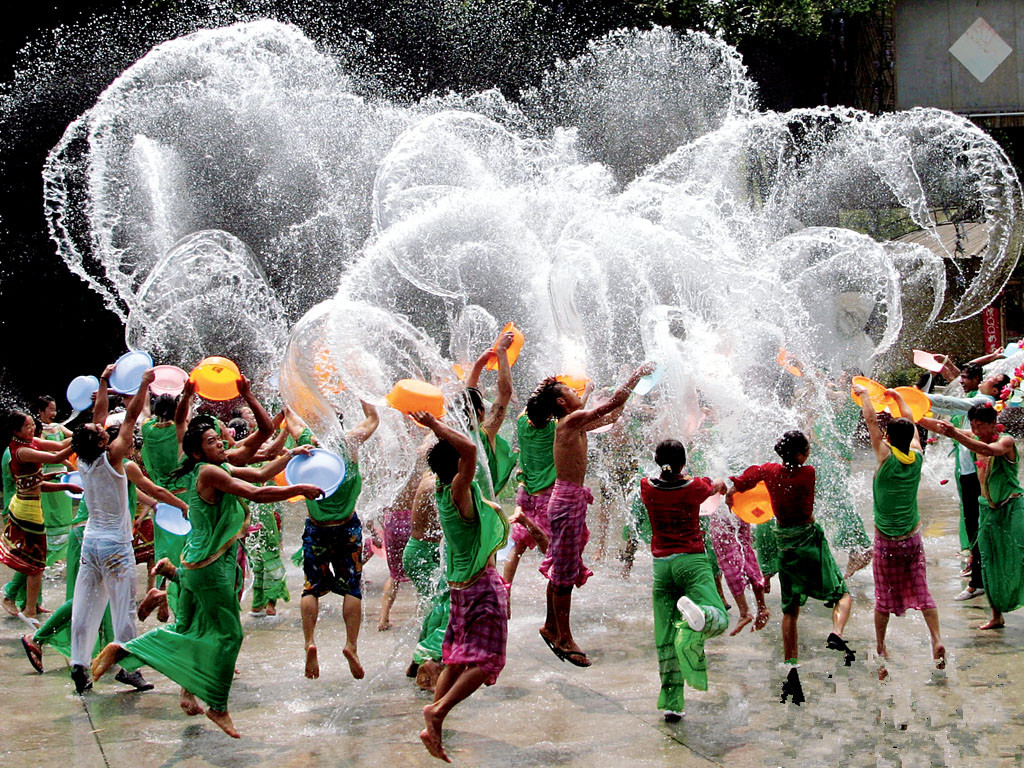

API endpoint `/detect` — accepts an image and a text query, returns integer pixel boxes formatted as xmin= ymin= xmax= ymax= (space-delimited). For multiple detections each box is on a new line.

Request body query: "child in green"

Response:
xmin=639 ymin=439 xmax=729 ymax=721
xmin=925 ymin=402 xmax=1024 ymax=630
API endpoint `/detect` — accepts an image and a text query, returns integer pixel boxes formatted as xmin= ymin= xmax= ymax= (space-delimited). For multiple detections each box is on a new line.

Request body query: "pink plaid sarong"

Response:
xmin=873 ymin=530 xmax=936 ymax=616
xmin=443 ymin=566 xmax=509 ymax=685
xmin=538 ymin=480 xmax=594 ymax=588
xmin=512 ymin=484 xmax=554 ymax=548
xmin=710 ymin=512 xmax=765 ymax=596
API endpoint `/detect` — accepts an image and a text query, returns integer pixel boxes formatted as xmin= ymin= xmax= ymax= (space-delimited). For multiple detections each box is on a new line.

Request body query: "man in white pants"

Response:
xmin=69 ymin=364 xmax=159 ymax=694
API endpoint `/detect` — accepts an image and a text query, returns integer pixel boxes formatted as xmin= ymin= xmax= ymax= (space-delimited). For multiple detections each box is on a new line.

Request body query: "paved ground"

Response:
xmin=1 ymin=450 xmax=1022 ymax=767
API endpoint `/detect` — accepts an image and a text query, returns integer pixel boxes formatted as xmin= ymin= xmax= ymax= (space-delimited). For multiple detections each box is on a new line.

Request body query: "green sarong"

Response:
xmin=402 ymin=536 xmax=448 ymax=663
xmin=249 ymin=503 xmax=289 ymax=609
xmin=651 ymin=552 xmax=728 ymax=712
xmin=754 ymin=517 xmax=779 ymax=577
xmin=776 ymin=522 xmax=847 ymax=615
xmin=121 ymin=542 xmax=243 ymax=711
xmin=978 ymin=496 xmax=1024 ymax=614
xmin=41 ymin=430 xmax=73 ymax=565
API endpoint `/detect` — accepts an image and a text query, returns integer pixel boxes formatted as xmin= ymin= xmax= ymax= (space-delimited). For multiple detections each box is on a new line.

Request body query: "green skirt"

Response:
xmin=754 ymin=518 xmax=779 ymax=577
xmin=978 ymin=496 xmax=1024 ymax=614
xmin=402 ymin=537 xmax=448 ymax=663
xmin=776 ymin=522 xmax=847 ymax=615
xmin=121 ymin=543 xmax=243 ymax=710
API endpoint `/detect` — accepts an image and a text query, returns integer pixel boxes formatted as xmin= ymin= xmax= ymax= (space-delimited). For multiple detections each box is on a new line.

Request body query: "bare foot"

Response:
xmin=35 ymin=604 xmax=52 ymax=615
xmin=2 ymin=596 xmax=19 ymax=617
xmin=763 ymin=577 xmax=772 ymax=594
xmin=137 ymin=588 xmax=167 ymax=621
xmin=343 ymin=644 xmax=365 ymax=679
xmin=180 ymin=689 xmax=205 ymax=716
xmin=845 ymin=549 xmax=872 ymax=579
xmin=754 ymin=607 xmax=770 ymax=631
xmin=151 ymin=558 xmax=177 ymax=580
xmin=304 ymin=645 xmax=319 ymax=679
xmin=730 ymin=613 xmax=752 ymax=636
xmin=878 ymin=664 xmax=889 ymax=681
xmin=206 ymin=708 xmax=241 ymax=738
xmin=157 ymin=600 xmax=170 ymax=623
xmin=91 ymin=643 xmax=127 ymax=681
xmin=933 ymin=643 xmax=946 ymax=670
xmin=377 ymin=620 xmax=391 ymax=631
xmin=420 ymin=704 xmax=451 ymax=762
xmin=265 ymin=602 xmax=276 ymax=616
xmin=416 ymin=660 xmax=443 ymax=692
xmin=979 ymin=619 xmax=1005 ymax=630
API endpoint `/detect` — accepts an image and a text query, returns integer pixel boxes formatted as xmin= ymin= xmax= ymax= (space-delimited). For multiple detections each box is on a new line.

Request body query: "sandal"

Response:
xmin=562 ymin=650 xmax=592 ymax=668
xmin=539 ymin=630 xmax=566 ymax=662
xmin=21 ymin=635 xmax=43 ymax=674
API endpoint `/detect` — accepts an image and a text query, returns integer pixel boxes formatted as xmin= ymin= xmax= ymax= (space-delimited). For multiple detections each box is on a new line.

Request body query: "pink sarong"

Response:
xmin=710 ymin=512 xmax=764 ymax=596
xmin=512 ymin=484 xmax=554 ymax=549
xmin=538 ymin=480 xmax=594 ymax=588
xmin=873 ymin=530 xmax=935 ymax=616
xmin=442 ymin=566 xmax=509 ymax=685
xmin=381 ymin=508 xmax=412 ymax=582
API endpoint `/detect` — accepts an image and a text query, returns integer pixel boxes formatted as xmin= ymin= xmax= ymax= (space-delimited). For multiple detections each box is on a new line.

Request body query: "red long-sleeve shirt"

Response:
xmin=639 ymin=475 xmax=715 ymax=557
xmin=730 ymin=462 xmax=816 ymax=528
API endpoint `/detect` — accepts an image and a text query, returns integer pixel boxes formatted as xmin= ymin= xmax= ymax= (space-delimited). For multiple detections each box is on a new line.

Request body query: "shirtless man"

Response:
xmin=535 ymin=362 xmax=653 ymax=667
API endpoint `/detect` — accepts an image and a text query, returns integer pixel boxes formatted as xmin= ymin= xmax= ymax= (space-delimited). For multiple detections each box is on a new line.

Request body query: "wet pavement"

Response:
xmin=1 ymin=450 xmax=1022 ymax=767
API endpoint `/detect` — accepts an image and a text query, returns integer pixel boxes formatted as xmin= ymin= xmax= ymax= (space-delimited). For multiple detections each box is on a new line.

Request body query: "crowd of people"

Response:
xmin=1 ymin=337 xmax=1022 ymax=762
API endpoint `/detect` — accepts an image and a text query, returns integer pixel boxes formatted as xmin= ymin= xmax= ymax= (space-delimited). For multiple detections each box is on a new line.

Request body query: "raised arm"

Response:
xmin=93 ymin=363 xmax=116 ymax=427
xmin=412 ymin=411 xmax=477 ymax=520
xmin=853 ymin=384 xmax=887 ymax=463
xmin=223 ymin=377 xmax=274 ymax=466
xmin=109 ymin=368 xmax=156 ymax=464
xmin=465 ymin=347 xmax=494 ymax=390
xmin=481 ymin=331 xmax=515 ymax=440
xmin=344 ymin=401 xmax=379 ymax=460
xmin=884 ymin=388 xmax=922 ymax=451
xmin=175 ymin=378 xmax=196 ymax=445
xmin=562 ymin=362 xmax=653 ymax=433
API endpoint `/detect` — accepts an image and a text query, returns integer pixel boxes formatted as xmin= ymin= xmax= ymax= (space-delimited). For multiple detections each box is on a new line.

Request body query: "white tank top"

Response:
xmin=80 ymin=452 xmax=132 ymax=544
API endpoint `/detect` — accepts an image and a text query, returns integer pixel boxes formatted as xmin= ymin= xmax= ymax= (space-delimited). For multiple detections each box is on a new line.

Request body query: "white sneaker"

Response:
xmin=663 ymin=710 xmax=684 ymax=723
xmin=954 ymin=587 xmax=985 ymax=601
xmin=676 ymin=596 xmax=706 ymax=632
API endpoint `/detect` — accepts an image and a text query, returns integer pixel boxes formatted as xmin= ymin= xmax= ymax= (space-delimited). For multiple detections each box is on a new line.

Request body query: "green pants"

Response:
xmin=978 ymin=496 xmax=1024 ymax=614
xmin=249 ymin=504 xmax=289 ymax=609
xmin=34 ymin=524 xmax=111 ymax=658
xmin=42 ymin=490 xmax=73 ymax=565
xmin=652 ymin=552 xmax=729 ymax=713
xmin=402 ymin=537 xmax=448 ymax=664
xmin=121 ymin=544 xmax=243 ymax=710
xmin=3 ymin=571 xmax=27 ymax=610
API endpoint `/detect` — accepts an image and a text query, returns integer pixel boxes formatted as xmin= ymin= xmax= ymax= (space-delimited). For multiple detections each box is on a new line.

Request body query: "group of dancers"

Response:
xmin=1 ymin=335 xmax=1022 ymax=762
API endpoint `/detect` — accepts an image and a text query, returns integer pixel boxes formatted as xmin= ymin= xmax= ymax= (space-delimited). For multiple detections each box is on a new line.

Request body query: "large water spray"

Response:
xmin=42 ymin=20 xmax=1023 ymax=512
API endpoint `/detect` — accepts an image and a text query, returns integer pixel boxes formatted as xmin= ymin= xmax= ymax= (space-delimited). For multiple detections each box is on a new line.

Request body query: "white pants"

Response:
xmin=70 ymin=538 xmax=137 ymax=667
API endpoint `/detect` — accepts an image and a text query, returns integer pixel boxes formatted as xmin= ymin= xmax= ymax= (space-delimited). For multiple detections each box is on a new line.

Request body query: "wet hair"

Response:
xmin=72 ymin=424 xmax=107 ymax=464
xmin=525 ymin=378 xmax=567 ymax=426
xmin=466 ymin=387 xmax=485 ymax=420
xmin=152 ymin=394 xmax=178 ymax=422
xmin=654 ymin=439 xmax=687 ymax=481
xmin=961 ymin=363 xmax=983 ymax=382
xmin=3 ymin=410 xmax=32 ymax=446
xmin=32 ymin=395 xmax=55 ymax=416
xmin=227 ymin=417 xmax=249 ymax=440
xmin=774 ymin=430 xmax=809 ymax=470
xmin=427 ymin=439 xmax=460 ymax=485
xmin=171 ymin=421 xmax=217 ymax=480
xmin=885 ymin=417 xmax=915 ymax=453
xmin=190 ymin=413 xmax=218 ymax=434
xmin=968 ymin=402 xmax=999 ymax=424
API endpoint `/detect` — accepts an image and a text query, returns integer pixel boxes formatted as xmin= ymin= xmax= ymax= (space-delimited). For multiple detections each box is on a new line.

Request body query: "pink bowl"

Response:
xmin=150 ymin=365 xmax=190 ymax=396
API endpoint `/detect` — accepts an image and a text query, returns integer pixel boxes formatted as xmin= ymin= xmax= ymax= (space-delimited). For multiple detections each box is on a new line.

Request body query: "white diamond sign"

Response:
xmin=950 ymin=17 xmax=1012 ymax=83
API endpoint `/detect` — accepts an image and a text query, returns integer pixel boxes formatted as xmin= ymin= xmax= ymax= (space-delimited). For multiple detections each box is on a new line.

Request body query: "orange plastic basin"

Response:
xmin=190 ymin=356 xmax=241 ymax=401
xmin=386 ymin=379 xmax=445 ymax=418
xmin=730 ymin=481 xmax=775 ymax=525
xmin=485 ymin=322 xmax=525 ymax=371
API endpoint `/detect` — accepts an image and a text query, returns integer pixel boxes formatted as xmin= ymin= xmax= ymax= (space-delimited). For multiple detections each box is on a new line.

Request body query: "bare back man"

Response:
xmin=535 ymin=362 xmax=653 ymax=666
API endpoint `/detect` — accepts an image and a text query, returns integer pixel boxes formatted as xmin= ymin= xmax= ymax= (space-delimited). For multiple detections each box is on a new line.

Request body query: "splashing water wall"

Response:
xmin=43 ymin=20 xmax=1024 ymax=510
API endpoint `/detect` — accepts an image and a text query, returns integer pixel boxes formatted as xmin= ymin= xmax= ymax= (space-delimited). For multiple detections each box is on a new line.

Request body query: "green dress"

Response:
xmin=813 ymin=401 xmax=871 ymax=554
xmin=402 ymin=536 xmax=448 ymax=663
xmin=41 ymin=427 xmax=73 ymax=564
xmin=977 ymin=445 xmax=1024 ymax=614
xmin=120 ymin=462 xmax=247 ymax=711
xmin=476 ymin=428 xmax=517 ymax=502
xmin=140 ymin=419 xmax=184 ymax=492
xmin=248 ymin=466 xmax=289 ymax=609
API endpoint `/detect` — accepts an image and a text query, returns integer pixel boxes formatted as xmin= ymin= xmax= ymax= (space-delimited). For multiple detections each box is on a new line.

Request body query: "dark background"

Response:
xmin=0 ymin=0 xmax=907 ymax=410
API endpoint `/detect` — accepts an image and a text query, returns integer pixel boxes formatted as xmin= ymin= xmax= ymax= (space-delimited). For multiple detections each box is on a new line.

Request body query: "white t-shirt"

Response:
xmin=80 ymin=452 xmax=132 ymax=544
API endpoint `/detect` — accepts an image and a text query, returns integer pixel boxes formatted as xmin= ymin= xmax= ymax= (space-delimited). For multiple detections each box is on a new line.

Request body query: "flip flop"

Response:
xmin=562 ymin=650 xmax=592 ymax=668
xmin=539 ymin=630 xmax=566 ymax=662
xmin=21 ymin=635 xmax=43 ymax=674
xmin=826 ymin=632 xmax=856 ymax=666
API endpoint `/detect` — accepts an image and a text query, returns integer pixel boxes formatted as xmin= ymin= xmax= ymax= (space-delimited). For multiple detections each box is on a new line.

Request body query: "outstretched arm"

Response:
xmin=198 ymin=463 xmax=322 ymax=504
xmin=125 ymin=461 xmax=188 ymax=512
xmin=562 ymin=362 xmax=653 ymax=433
xmin=411 ymin=411 xmax=477 ymax=520
xmin=110 ymin=368 xmax=156 ymax=464
xmin=224 ymin=377 xmax=274 ymax=465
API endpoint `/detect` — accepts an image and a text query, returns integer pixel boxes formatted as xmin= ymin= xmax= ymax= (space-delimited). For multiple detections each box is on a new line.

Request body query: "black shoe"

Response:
xmin=780 ymin=667 xmax=804 ymax=705
xmin=115 ymin=668 xmax=154 ymax=691
xmin=826 ymin=632 xmax=856 ymax=666
xmin=71 ymin=664 xmax=92 ymax=694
